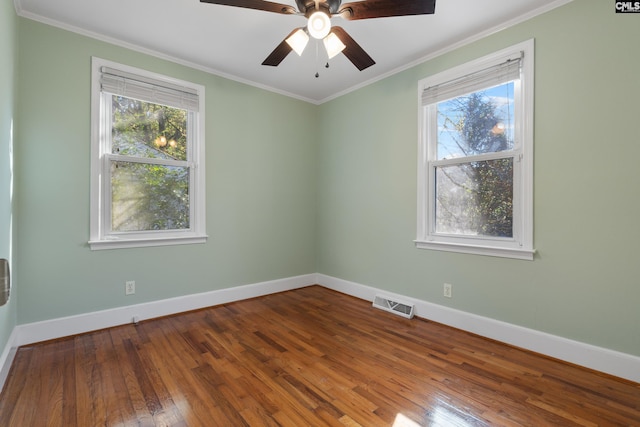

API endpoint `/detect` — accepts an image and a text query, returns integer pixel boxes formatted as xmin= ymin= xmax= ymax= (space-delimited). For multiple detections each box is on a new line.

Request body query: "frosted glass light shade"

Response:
xmin=286 ymin=29 xmax=309 ymax=56
xmin=323 ymin=32 xmax=346 ymax=59
xmin=307 ymin=11 xmax=331 ymax=39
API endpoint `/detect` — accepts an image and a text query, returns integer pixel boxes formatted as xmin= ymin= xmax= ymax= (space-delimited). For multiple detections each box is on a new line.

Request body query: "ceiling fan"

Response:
xmin=200 ymin=0 xmax=436 ymax=71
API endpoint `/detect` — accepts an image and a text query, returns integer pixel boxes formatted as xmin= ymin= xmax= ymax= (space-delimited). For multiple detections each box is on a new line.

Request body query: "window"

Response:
xmin=416 ymin=40 xmax=534 ymax=260
xmin=90 ymin=58 xmax=206 ymax=250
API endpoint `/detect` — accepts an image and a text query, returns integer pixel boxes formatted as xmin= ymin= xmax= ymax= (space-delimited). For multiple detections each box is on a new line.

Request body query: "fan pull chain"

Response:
xmin=315 ymin=41 xmax=320 ymax=78
xmin=314 ymin=40 xmax=331 ymax=78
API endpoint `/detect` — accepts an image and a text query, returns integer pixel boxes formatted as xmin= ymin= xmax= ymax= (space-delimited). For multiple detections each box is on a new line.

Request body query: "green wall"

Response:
xmin=0 ymin=0 xmax=17 ymax=353
xmin=15 ymin=19 xmax=318 ymax=323
xmin=10 ymin=0 xmax=640 ymax=361
xmin=317 ymin=0 xmax=640 ymax=356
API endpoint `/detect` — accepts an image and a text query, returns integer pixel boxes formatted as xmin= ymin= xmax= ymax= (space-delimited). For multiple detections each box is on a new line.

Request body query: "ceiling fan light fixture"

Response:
xmin=307 ymin=11 xmax=331 ymax=39
xmin=323 ymin=32 xmax=345 ymax=59
xmin=285 ymin=28 xmax=309 ymax=56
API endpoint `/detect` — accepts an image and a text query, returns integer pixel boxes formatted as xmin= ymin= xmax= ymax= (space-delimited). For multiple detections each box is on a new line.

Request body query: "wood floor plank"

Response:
xmin=12 ymin=347 xmax=41 ymax=426
xmin=1 ymin=285 xmax=639 ymax=426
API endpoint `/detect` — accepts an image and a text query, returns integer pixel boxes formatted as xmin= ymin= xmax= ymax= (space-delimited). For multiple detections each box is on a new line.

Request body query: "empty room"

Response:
xmin=0 ymin=0 xmax=639 ymax=425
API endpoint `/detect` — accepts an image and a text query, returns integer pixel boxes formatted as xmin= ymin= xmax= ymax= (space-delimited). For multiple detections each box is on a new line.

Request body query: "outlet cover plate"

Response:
xmin=444 ymin=283 xmax=452 ymax=298
xmin=125 ymin=280 xmax=135 ymax=295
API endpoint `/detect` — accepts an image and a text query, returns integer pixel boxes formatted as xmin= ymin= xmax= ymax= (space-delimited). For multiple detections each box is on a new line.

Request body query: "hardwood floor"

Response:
xmin=1 ymin=286 xmax=639 ymax=426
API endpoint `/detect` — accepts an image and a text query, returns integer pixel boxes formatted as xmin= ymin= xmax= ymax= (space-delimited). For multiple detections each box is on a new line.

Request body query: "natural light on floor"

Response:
xmin=394 ymin=413 xmax=422 ymax=427
xmin=394 ymin=402 xmax=476 ymax=427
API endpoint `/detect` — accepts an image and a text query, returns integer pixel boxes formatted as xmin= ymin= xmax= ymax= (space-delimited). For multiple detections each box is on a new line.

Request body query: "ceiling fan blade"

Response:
xmin=261 ymin=29 xmax=299 ymax=66
xmin=200 ymin=0 xmax=297 ymax=15
xmin=331 ymin=27 xmax=375 ymax=71
xmin=338 ymin=0 xmax=436 ymax=20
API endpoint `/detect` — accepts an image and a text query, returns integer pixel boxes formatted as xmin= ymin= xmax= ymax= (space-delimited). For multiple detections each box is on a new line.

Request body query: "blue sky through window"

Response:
xmin=436 ymin=82 xmax=515 ymax=160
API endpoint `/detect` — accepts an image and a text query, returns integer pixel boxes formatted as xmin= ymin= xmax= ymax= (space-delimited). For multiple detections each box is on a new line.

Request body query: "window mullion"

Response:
xmin=432 ymin=151 xmax=517 ymax=167
xmin=105 ymin=153 xmax=189 ymax=168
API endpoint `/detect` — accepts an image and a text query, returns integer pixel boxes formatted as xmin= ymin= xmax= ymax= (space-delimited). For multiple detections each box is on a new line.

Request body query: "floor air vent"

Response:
xmin=372 ymin=295 xmax=415 ymax=319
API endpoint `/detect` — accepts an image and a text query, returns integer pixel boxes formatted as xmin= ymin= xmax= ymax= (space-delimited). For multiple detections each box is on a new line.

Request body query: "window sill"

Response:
xmin=414 ymin=240 xmax=535 ymax=261
xmin=89 ymin=235 xmax=207 ymax=251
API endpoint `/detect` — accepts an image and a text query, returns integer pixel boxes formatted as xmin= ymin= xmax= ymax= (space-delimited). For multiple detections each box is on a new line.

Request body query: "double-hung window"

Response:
xmin=90 ymin=58 xmax=206 ymax=250
xmin=416 ymin=40 xmax=534 ymax=260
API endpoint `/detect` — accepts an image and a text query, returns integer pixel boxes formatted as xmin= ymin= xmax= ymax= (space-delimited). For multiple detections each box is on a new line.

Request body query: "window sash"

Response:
xmin=101 ymin=93 xmax=195 ymax=237
xmin=429 ymin=154 xmax=519 ymax=240
xmin=426 ymin=109 xmax=522 ymax=244
xmin=424 ymin=54 xmax=523 ymax=239
xmin=104 ymin=158 xmax=194 ymax=235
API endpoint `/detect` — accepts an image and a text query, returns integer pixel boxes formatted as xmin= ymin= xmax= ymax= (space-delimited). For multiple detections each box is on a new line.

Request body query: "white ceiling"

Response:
xmin=15 ymin=0 xmax=570 ymax=103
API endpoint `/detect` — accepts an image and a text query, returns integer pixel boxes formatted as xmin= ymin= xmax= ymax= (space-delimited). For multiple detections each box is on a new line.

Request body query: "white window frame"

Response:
xmin=89 ymin=57 xmax=207 ymax=250
xmin=416 ymin=40 xmax=534 ymax=260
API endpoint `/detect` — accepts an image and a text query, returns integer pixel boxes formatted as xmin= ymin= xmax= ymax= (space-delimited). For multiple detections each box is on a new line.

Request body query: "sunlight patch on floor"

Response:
xmin=394 ymin=413 xmax=422 ymax=427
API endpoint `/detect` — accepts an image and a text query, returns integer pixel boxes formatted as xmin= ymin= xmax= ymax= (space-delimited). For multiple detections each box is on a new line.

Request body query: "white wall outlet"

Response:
xmin=444 ymin=283 xmax=452 ymax=298
xmin=125 ymin=280 xmax=135 ymax=295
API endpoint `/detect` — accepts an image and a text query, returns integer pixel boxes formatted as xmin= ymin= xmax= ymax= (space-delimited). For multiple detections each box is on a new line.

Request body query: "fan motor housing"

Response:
xmin=304 ymin=3 xmax=331 ymax=17
xmin=298 ymin=0 xmax=341 ymax=16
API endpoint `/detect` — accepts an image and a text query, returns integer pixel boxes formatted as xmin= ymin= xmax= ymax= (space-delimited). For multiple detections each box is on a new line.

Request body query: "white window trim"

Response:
xmin=89 ymin=57 xmax=207 ymax=250
xmin=416 ymin=39 xmax=535 ymax=261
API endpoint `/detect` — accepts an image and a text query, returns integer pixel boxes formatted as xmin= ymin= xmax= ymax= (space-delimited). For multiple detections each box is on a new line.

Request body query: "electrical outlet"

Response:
xmin=444 ymin=283 xmax=452 ymax=298
xmin=125 ymin=280 xmax=135 ymax=295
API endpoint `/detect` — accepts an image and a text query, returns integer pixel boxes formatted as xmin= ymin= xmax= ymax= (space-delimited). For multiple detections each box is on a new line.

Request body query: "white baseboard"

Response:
xmin=317 ymin=274 xmax=640 ymax=384
xmin=0 ymin=327 xmax=18 ymax=393
xmin=0 ymin=273 xmax=315 ymax=392
xmin=2 ymin=272 xmax=638 ymax=391
xmin=15 ymin=273 xmax=316 ymax=347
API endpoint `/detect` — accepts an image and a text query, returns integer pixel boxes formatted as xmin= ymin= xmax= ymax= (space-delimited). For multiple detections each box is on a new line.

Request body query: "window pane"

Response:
xmin=111 ymin=161 xmax=190 ymax=232
xmin=111 ymin=95 xmax=187 ymax=161
xmin=436 ymin=82 xmax=514 ymax=160
xmin=435 ymin=158 xmax=513 ymax=238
